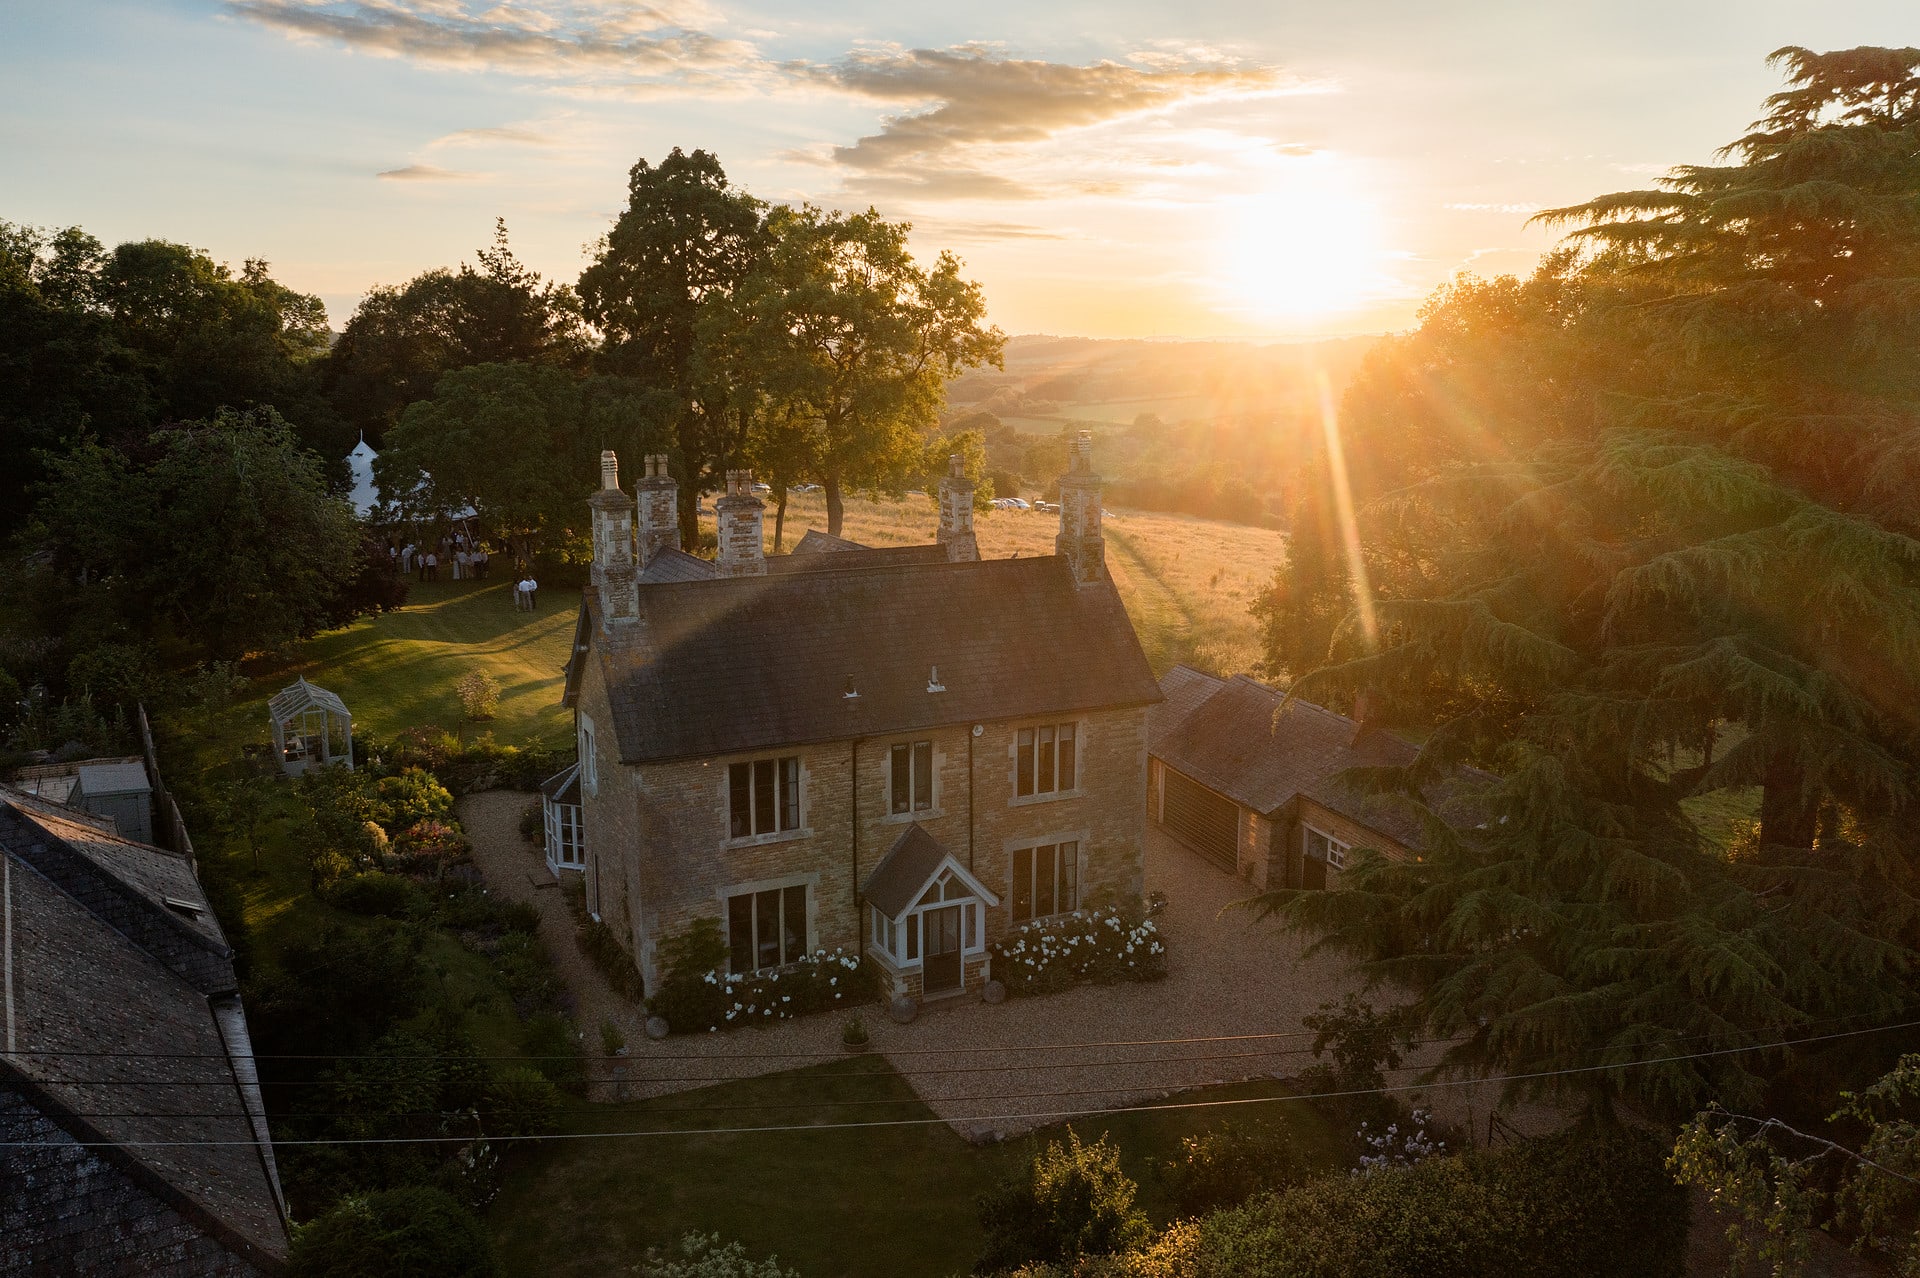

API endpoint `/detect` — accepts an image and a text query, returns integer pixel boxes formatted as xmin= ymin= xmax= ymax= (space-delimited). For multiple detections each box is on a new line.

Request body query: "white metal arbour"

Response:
xmin=267 ymin=677 xmax=354 ymax=777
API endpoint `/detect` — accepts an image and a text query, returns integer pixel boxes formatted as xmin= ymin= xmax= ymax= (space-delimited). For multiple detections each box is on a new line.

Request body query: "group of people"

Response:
xmin=383 ymin=530 xmax=538 ymax=611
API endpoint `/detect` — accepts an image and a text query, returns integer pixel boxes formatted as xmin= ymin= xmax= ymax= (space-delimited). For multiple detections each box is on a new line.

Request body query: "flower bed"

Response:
xmin=647 ymin=918 xmax=882 ymax=1032
xmin=990 ymin=905 xmax=1168 ymax=996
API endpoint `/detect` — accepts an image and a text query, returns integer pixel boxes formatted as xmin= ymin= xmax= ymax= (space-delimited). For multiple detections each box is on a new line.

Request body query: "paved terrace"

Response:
xmin=460 ymin=792 xmax=1560 ymax=1143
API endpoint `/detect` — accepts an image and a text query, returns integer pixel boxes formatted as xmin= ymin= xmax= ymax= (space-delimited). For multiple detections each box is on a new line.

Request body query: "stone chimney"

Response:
xmin=635 ymin=453 xmax=680 ymax=565
xmin=1054 ymin=430 xmax=1105 ymax=585
xmin=937 ymin=454 xmax=979 ymax=562
xmin=715 ymin=470 xmax=767 ymax=577
xmin=589 ymin=450 xmax=638 ymax=628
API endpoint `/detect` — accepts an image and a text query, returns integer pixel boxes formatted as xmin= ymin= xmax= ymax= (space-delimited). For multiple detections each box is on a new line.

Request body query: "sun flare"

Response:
xmin=1211 ymin=157 xmax=1396 ymax=325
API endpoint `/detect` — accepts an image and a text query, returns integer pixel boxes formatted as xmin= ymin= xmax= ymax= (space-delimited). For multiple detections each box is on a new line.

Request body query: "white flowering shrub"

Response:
xmin=1354 ymin=1108 xmax=1445 ymax=1176
xmin=989 ymin=905 xmax=1168 ymax=996
xmin=648 ymin=918 xmax=881 ymax=1032
xmin=633 ymin=1232 xmax=797 ymax=1278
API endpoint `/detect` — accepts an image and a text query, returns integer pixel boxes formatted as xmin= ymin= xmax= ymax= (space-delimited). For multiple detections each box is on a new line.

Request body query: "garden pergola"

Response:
xmin=268 ymin=677 xmax=354 ymax=776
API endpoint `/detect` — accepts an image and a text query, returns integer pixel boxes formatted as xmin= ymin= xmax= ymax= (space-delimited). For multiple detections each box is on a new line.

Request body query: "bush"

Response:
xmin=635 ymin=1232 xmax=799 ymax=1278
xmin=434 ymin=882 xmax=539 ymax=936
xmin=990 ymin=905 xmax=1167 ymax=997
xmin=290 ymin=1185 xmax=496 ymax=1278
xmin=364 ymin=729 xmax=574 ymax=796
xmin=483 ymin=1065 xmax=562 ymax=1138
xmin=370 ymin=767 xmax=454 ymax=830
xmin=1170 ymin=1126 xmax=1686 ymax=1278
xmin=580 ymin=917 xmax=645 ymax=1001
xmin=519 ymin=802 xmax=543 ymax=843
xmin=326 ymin=871 xmax=422 ymax=919
xmin=520 ymin=1011 xmax=588 ymax=1094
xmin=1161 ymin=1121 xmax=1302 ymax=1218
xmin=456 ymin=670 xmax=501 ymax=721
xmin=393 ymin=819 xmax=471 ymax=875
xmin=647 ymin=918 xmax=881 ymax=1032
xmin=977 ymin=1131 xmax=1152 ymax=1273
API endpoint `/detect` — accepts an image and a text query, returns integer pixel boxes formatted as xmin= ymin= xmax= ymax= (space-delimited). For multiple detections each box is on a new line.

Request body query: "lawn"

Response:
xmin=238 ymin=575 xmax=577 ymax=751
xmin=489 ymin=1055 xmax=1342 ymax=1278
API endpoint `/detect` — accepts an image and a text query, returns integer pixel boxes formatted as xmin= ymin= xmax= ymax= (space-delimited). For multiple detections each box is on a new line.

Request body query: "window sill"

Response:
xmin=882 ymin=807 xmax=945 ymax=824
xmin=1010 ymin=909 xmax=1085 ymax=929
xmin=726 ymin=827 xmax=813 ymax=850
xmin=1008 ymin=789 xmax=1083 ymax=810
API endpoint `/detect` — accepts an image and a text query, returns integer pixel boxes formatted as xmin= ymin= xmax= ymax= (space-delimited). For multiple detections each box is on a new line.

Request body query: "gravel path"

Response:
xmin=460 ymin=792 xmax=1563 ymax=1141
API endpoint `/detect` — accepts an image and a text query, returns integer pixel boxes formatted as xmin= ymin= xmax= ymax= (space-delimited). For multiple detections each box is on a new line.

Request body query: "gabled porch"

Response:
xmin=863 ymin=824 xmax=999 ymax=1001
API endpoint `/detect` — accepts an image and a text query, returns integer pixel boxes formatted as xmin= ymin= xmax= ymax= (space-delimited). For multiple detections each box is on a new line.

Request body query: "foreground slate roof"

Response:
xmin=0 ymin=789 xmax=289 ymax=1268
xmin=1148 ymin=667 xmax=1487 ymax=853
xmin=581 ymin=552 xmax=1161 ymax=765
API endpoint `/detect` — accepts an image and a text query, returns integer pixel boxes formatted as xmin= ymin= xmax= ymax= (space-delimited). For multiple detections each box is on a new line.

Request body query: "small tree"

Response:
xmin=976 ymin=1130 xmax=1150 ymax=1273
xmin=455 ymin=670 xmax=501 ymax=722
xmin=635 ymin=1233 xmax=798 ymax=1278
xmin=290 ymin=1185 xmax=496 ymax=1278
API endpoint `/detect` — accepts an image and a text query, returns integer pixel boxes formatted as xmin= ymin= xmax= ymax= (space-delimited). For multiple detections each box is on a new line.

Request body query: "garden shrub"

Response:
xmin=369 ymin=767 xmax=454 ymax=830
xmin=490 ymin=928 xmax=565 ymax=1016
xmin=990 ymin=905 xmax=1167 ymax=997
xmin=325 ymin=871 xmax=422 ymax=919
xmin=648 ymin=919 xmax=880 ymax=1031
xmin=393 ymin=818 xmax=471 ymax=875
xmin=1172 ymin=1125 xmax=1685 ymax=1278
xmin=483 ymin=1064 xmax=562 ymax=1137
xmin=977 ymin=1131 xmax=1152 ymax=1273
xmin=365 ymin=729 xmax=573 ymax=795
xmin=519 ymin=1011 xmax=588 ymax=1094
xmin=519 ymin=801 xmax=543 ymax=843
xmin=290 ymin=1185 xmax=496 ymax=1278
xmin=434 ymin=882 xmax=539 ymax=936
xmin=1160 ymin=1120 xmax=1303 ymax=1218
xmin=579 ymin=916 xmax=645 ymax=1000
xmin=455 ymin=670 xmax=501 ymax=721
xmin=636 ymin=1233 xmax=799 ymax=1278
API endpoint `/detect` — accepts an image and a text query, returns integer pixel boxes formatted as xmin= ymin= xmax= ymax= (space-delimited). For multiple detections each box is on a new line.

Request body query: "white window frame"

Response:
xmin=578 ymin=714 xmax=598 ymax=796
xmin=887 ymin=740 xmax=937 ymax=818
xmin=1304 ymin=824 xmax=1350 ymax=870
xmin=868 ymin=869 xmax=989 ymax=969
xmin=1013 ymin=721 xmax=1080 ymax=804
xmin=1010 ymin=841 xmax=1080 ymax=923
xmin=728 ymin=755 xmax=803 ymax=842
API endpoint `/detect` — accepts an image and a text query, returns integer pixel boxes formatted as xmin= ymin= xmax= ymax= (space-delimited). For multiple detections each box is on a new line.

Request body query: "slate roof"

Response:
xmin=0 ymin=790 xmax=289 ymax=1265
xmin=863 ymin=824 xmax=950 ymax=917
xmin=1148 ymin=667 xmax=1486 ymax=853
xmin=541 ymin=762 xmax=581 ymax=806
xmin=790 ymin=528 xmax=866 ymax=554
xmin=638 ymin=547 xmax=719 ymax=584
xmin=768 ymin=542 xmax=951 ymax=573
xmin=73 ymin=760 xmax=151 ymax=798
xmin=586 ymin=553 xmax=1161 ymax=765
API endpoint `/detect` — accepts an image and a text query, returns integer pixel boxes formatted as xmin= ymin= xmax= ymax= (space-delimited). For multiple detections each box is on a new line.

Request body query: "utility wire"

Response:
xmin=9 ymin=1015 xmax=1918 ymax=1150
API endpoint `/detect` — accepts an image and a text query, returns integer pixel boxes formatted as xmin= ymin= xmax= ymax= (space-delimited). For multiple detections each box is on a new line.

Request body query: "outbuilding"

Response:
xmin=68 ymin=758 xmax=155 ymax=844
xmin=267 ymin=678 xmax=354 ymax=777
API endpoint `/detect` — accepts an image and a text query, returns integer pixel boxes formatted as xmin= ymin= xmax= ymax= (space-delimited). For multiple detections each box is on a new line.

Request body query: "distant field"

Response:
xmin=761 ymin=491 xmax=1284 ymax=677
xmin=1056 ymin=395 xmax=1215 ymax=424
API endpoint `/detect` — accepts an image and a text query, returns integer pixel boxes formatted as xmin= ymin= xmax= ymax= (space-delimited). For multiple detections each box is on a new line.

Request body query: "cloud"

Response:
xmin=788 ymin=45 xmax=1288 ymax=199
xmin=225 ymin=0 xmax=755 ymax=83
xmin=913 ymin=219 xmax=1069 ymax=242
xmin=431 ymin=125 xmax=555 ymax=147
xmin=376 ymin=163 xmax=479 ymax=180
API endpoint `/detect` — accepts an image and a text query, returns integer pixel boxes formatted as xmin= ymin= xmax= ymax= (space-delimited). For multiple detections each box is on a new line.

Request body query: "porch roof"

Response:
xmin=862 ymin=823 xmax=998 ymax=918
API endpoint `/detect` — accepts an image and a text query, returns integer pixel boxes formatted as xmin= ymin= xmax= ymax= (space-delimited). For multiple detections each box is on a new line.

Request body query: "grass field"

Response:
xmin=767 ymin=490 xmax=1285 ymax=677
xmin=489 ymin=1055 xmax=1341 ymax=1278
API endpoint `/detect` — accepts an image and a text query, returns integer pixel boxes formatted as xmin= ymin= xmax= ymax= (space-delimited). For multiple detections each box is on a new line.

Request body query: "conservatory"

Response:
xmin=540 ymin=762 xmax=585 ymax=874
xmin=267 ymin=678 xmax=354 ymax=777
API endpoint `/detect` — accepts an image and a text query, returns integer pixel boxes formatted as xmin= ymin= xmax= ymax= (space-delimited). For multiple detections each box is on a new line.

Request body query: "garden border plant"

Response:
xmin=989 ymin=904 xmax=1168 ymax=997
xmin=647 ymin=917 xmax=882 ymax=1033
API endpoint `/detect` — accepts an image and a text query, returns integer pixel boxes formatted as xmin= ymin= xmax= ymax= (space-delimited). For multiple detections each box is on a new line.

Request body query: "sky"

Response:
xmin=1 ymin=1 xmax=1914 ymax=340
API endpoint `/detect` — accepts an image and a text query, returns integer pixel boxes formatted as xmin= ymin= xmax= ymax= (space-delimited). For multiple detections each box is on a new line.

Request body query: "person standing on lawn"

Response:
xmin=519 ymin=574 xmax=538 ymax=610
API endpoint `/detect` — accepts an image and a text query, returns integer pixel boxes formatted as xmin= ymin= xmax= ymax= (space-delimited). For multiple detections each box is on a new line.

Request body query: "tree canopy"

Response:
xmin=1256 ymin=46 xmax=1920 ymax=1117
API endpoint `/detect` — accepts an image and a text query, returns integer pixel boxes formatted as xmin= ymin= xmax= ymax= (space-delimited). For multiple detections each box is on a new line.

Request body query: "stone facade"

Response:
xmin=936 ymin=455 xmax=979 ymax=562
xmin=575 ymin=697 xmax=1151 ymax=997
xmin=1056 ymin=430 xmax=1105 ymax=585
xmin=0 ymin=1091 xmax=273 ymax=1278
xmin=714 ymin=471 xmax=766 ymax=578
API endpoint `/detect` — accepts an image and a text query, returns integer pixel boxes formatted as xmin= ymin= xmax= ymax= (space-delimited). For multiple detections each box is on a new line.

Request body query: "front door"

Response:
xmin=923 ymin=905 xmax=963 ymax=996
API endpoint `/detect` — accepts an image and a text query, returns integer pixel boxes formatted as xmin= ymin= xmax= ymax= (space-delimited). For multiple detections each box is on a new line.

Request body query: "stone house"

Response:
xmin=0 ymin=787 xmax=289 ymax=1276
xmin=562 ymin=436 xmax=1162 ymax=1001
xmin=1147 ymin=666 xmax=1482 ymax=891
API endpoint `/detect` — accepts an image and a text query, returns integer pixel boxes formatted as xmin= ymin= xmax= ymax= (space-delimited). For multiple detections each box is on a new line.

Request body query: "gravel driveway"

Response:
xmin=460 ymin=792 xmax=1560 ymax=1142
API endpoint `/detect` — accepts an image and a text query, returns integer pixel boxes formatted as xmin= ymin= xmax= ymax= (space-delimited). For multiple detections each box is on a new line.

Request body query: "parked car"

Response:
xmin=1007 ymin=497 xmax=1032 ymax=510
xmin=1033 ymin=500 xmax=1059 ymax=513
xmin=793 ymin=482 xmax=821 ymax=493
xmin=751 ymin=482 xmax=771 ymax=494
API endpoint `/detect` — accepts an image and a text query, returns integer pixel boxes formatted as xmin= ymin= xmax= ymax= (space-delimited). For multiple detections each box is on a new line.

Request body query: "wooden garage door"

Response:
xmin=1160 ymin=767 xmax=1238 ymax=871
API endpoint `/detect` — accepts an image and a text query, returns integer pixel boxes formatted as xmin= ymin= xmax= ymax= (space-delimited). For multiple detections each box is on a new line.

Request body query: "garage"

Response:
xmin=1158 ymin=764 xmax=1239 ymax=871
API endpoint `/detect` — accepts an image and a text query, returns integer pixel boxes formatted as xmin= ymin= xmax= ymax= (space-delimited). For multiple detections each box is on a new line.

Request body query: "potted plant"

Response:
xmin=841 ymin=1016 xmax=871 ymax=1054
xmin=601 ymin=1018 xmax=628 ymax=1057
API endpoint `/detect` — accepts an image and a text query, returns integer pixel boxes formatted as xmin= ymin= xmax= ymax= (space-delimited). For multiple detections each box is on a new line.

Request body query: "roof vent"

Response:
xmin=927 ymin=666 xmax=946 ymax=693
xmin=844 ymin=677 xmax=860 ymax=700
xmin=163 ymin=895 xmax=205 ymax=917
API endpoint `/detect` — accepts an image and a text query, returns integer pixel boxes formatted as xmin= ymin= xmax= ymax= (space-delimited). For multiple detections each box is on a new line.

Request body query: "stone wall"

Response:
xmin=0 ymin=1091 xmax=273 ymax=1278
xmin=576 ymin=689 xmax=1151 ymax=995
xmin=1271 ymin=797 xmax=1417 ymax=889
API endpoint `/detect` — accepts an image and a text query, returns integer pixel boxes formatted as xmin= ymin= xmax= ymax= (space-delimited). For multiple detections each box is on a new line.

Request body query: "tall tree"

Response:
xmin=578 ymin=148 xmax=765 ymax=547
xmin=1255 ymin=47 xmax=1920 ymax=1117
xmin=728 ymin=204 xmax=1003 ymax=535
xmin=323 ymin=219 xmax=587 ymax=444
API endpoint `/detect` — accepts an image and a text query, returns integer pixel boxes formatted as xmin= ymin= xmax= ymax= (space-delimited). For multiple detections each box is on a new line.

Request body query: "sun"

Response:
xmin=1210 ymin=156 xmax=1395 ymax=325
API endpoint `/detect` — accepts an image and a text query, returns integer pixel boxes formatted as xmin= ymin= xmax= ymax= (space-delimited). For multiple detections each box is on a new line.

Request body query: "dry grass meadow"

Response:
xmin=759 ymin=490 xmax=1286 ymax=677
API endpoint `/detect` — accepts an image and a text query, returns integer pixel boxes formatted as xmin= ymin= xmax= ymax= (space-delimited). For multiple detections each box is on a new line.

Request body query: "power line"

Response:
xmin=10 ymin=1015 xmax=1918 ymax=1150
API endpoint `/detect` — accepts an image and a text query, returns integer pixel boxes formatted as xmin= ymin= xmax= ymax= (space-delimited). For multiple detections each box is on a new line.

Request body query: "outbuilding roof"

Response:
xmin=266 ymin=677 xmax=349 ymax=724
xmin=0 ymin=789 xmax=289 ymax=1266
xmin=74 ymin=760 xmax=151 ymax=797
xmin=1148 ymin=667 xmax=1486 ymax=853
xmin=585 ymin=553 xmax=1160 ymax=765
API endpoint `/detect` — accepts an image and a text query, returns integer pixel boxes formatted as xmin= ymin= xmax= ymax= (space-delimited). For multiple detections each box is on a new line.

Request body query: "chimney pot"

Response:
xmin=600 ymin=450 xmax=620 ymax=490
xmin=1054 ymin=432 xmax=1105 ymax=585
xmin=716 ymin=469 xmax=767 ymax=576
